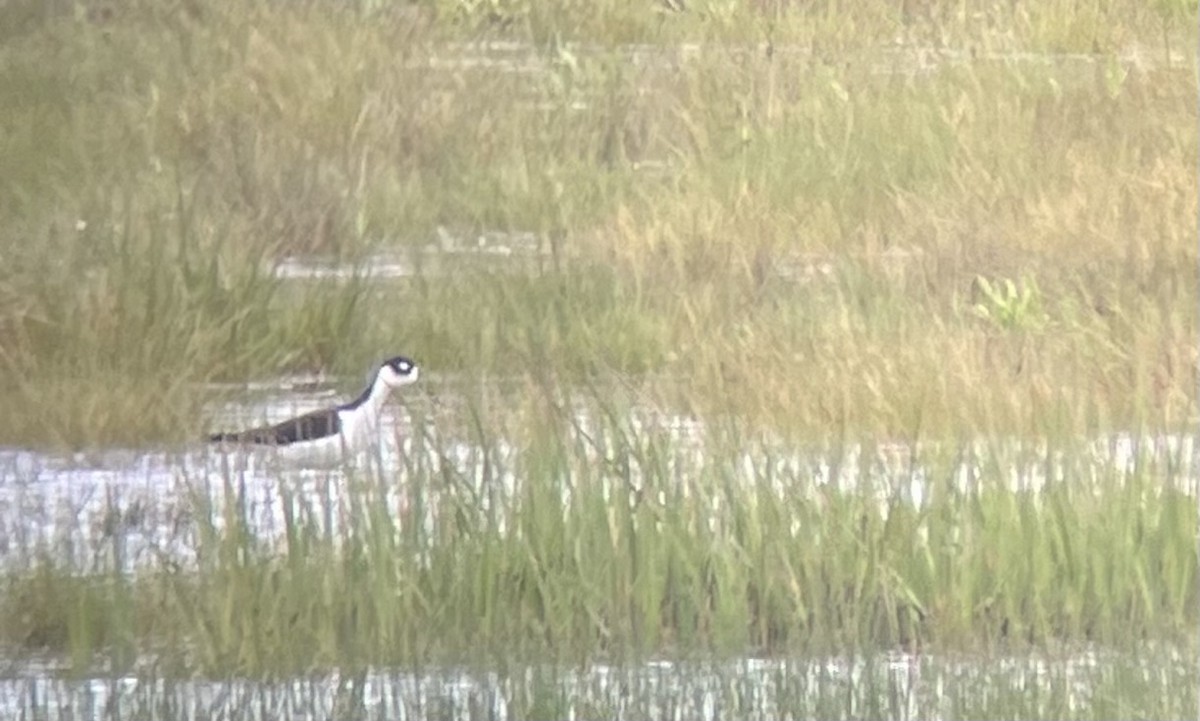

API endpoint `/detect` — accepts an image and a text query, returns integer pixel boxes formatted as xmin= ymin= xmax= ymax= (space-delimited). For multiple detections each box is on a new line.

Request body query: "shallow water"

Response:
xmin=272 ymin=229 xmax=547 ymax=280
xmin=0 ymin=374 xmax=1193 ymax=574
xmin=406 ymin=39 xmax=1187 ymax=79
xmin=0 ymin=371 xmax=1193 ymax=721
xmin=0 ymin=646 xmax=1192 ymax=721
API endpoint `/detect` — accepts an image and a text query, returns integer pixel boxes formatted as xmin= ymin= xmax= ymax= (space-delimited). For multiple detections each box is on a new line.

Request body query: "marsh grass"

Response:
xmin=0 ymin=0 xmax=1195 ymax=697
xmin=1 ymin=0 xmax=1194 ymax=446
xmin=0 ymin=392 xmax=1192 ymax=676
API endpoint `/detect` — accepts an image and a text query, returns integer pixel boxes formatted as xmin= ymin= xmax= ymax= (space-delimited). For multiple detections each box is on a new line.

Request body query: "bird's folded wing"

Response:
xmin=209 ymin=408 xmax=341 ymax=445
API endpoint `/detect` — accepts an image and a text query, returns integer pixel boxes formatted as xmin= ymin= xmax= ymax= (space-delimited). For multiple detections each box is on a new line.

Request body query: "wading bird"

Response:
xmin=207 ymin=356 xmax=419 ymax=463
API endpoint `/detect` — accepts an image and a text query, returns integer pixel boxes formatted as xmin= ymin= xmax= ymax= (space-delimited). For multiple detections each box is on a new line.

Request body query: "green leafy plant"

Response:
xmin=972 ymin=275 xmax=1047 ymax=331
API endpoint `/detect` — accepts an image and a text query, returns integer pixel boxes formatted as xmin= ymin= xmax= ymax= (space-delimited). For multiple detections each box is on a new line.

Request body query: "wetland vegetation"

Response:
xmin=0 ymin=0 xmax=1196 ymax=716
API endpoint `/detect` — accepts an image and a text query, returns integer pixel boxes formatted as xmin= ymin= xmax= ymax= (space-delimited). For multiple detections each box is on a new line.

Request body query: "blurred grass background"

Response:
xmin=0 ymin=0 xmax=1194 ymax=447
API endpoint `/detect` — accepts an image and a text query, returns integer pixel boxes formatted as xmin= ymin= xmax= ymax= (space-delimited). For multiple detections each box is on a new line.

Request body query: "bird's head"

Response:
xmin=377 ymin=356 xmax=419 ymax=388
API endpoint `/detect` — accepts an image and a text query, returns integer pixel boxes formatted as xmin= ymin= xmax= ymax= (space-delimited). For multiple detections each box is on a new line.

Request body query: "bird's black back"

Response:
xmin=208 ymin=408 xmax=341 ymax=446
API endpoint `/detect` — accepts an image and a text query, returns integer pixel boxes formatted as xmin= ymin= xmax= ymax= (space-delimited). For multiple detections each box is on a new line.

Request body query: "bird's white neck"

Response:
xmin=357 ymin=374 xmax=395 ymax=420
xmin=336 ymin=374 xmax=397 ymax=452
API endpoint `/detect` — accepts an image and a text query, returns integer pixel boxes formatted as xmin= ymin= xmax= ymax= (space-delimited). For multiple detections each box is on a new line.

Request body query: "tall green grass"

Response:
xmin=0 ymin=393 xmax=1193 ymax=675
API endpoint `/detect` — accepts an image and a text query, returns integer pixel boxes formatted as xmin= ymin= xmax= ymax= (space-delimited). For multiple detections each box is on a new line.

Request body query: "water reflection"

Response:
xmin=271 ymin=229 xmax=546 ymax=281
xmin=0 ymin=382 xmax=1194 ymax=718
xmin=0 ymin=379 xmax=1193 ymax=575
xmin=0 ymin=648 xmax=1191 ymax=721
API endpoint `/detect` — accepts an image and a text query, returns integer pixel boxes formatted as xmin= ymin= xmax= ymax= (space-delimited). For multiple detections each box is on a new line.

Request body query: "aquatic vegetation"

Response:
xmin=0 ymin=397 xmax=1193 ymax=676
xmin=0 ymin=0 xmax=1194 ymax=715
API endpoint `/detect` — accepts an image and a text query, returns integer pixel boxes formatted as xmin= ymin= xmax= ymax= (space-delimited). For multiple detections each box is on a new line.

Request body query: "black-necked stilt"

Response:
xmin=207 ymin=356 xmax=419 ymax=461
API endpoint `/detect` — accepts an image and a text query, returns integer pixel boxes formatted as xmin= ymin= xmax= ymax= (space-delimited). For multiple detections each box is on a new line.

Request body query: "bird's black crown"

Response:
xmin=383 ymin=356 xmax=417 ymax=377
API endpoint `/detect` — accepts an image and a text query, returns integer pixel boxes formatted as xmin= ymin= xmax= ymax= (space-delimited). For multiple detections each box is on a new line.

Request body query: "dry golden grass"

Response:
xmin=0 ymin=0 xmax=1194 ymax=445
